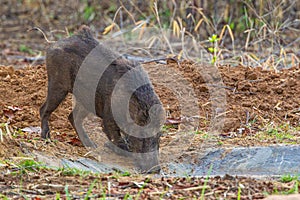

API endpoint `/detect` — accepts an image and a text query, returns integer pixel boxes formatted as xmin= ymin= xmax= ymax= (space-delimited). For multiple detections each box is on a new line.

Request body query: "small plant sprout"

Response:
xmin=237 ymin=183 xmax=245 ymax=200
xmin=16 ymin=159 xmax=45 ymax=175
xmin=55 ymin=193 xmax=60 ymax=200
xmin=123 ymin=193 xmax=133 ymax=200
xmin=19 ymin=44 xmax=34 ymax=55
xmin=208 ymin=34 xmax=219 ymax=64
xmin=58 ymin=167 xmax=92 ymax=177
xmin=84 ymin=179 xmax=97 ymax=200
xmin=161 ymin=124 xmax=177 ymax=133
xmin=65 ymin=185 xmax=72 ymax=200
xmin=83 ymin=4 xmax=95 ymax=22
xmin=208 ymin=34 xmax=219 ymax=43
xmin=280 ymin=174 xmax=299 ymax=183
xmin=121 ymin=171 xmax=131 ymax=177
xmin=200 ymin=164 xmax=213 ymax=200
xmin=0 ymin=194 xmax=9 ymax=200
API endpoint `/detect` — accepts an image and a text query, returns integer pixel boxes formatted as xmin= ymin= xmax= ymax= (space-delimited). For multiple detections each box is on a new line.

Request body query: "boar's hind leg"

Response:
xmin=40 ymin=87 xmax=68 ymax=139
xmin=68 ymin=102 xmax=96 ymax=148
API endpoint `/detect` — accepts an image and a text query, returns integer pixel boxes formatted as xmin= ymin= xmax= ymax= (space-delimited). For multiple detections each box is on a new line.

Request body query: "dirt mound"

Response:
xmin=146 ymin=61 xmax=300 ymax=159
xmin=146 ymin=61 xmax=300 ymax=132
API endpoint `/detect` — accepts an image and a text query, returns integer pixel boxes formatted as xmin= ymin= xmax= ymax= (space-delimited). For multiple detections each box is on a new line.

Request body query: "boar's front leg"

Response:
xmin=68 ymin=102 xmax=96 ymax=148
xmin=102 ymin=104 xmax=130 ymax=154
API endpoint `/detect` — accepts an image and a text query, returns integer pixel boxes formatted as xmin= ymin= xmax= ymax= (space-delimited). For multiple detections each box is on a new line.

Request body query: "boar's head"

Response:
xmin=111 ymin=63 xmax=165 ymax=173
xmin=128 ymin=84 xmax=165 ymax=173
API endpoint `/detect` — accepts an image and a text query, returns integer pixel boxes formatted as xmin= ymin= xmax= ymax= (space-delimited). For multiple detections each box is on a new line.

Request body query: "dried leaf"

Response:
xmin=21 ymin=126 xmax=41 ymax=134
xmin=68 ymin=137 xmax=82 ymax=146
xmin=173 ymin=20 xmax=180 ymax=38
xmin=219 ymin=25 xmax=234 ymax=44
xmin=3 ymin=109 xmax=14 ymax=119
xmin=165 ymin=118 xmax=182 ymax=125
xmin=194 ymin=18 xmax=204 ymax=32
xmin=103 ymin=23 xmax=115 ymax=35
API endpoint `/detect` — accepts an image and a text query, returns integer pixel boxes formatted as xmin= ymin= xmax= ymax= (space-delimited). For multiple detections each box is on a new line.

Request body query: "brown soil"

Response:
xmin=1 ymin=61 xmax=300 ymax=150
xmin=149 ymin=61 xmax=300 ymax=131
xmin=1 ymin=60 xmax=300 ymax=198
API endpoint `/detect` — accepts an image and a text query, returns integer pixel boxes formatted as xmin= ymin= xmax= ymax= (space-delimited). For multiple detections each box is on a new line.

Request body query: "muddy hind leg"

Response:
xmin=68 ymin=102 xmax=96 ymax=148
xmin=40 ymin=86 xmax=68 ymax=139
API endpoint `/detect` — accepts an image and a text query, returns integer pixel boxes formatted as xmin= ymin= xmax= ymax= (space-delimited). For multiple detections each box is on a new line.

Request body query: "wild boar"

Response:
xmin=40 ymin=25 xmax=165 ymax=172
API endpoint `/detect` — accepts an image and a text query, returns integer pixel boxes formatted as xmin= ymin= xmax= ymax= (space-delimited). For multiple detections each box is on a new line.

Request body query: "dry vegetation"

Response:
xmin=1 ymin=0 xmax=299 ymax=68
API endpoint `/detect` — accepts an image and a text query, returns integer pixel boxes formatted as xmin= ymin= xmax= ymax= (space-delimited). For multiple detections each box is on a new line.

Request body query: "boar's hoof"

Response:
xmin=41 ymin=130 xmax=50 ymax=139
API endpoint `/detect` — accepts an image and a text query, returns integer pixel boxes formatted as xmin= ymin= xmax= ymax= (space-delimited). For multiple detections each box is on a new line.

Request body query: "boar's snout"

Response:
xmin=149 ymin=104 xmax=166 ymax=128
xmin=128 ymin=99 xmax=164 ymax=173
xmin=127 ymin=131 xmax=162 ymax=173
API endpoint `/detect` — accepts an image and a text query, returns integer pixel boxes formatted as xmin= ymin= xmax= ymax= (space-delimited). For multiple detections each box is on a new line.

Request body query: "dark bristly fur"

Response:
xmin=40 ymin=25 xmax=165 ymax=173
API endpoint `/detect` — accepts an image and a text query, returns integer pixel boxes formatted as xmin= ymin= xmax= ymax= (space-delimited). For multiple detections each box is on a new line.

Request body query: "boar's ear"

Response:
xmin=112 ymin=58 xmax=133 ymax=66
xmin=111 ymin=58 xmax=135 ymax=73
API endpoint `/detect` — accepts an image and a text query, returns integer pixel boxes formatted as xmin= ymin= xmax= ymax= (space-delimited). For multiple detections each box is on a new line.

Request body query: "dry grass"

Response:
xmin=99 ymin=0 xmax=299 ymax=69
xmin=1 ymin=0 xmax=298 ymax=69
